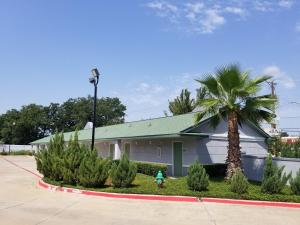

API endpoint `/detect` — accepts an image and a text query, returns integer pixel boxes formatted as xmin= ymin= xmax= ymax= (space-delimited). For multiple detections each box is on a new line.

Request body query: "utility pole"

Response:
xmin=267 ymin=81 xmax=277 ymax=130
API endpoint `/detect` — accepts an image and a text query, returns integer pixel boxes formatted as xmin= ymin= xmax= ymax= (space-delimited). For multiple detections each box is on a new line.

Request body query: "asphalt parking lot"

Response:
xmin=0 ymin=156 xmax=299 ymax=225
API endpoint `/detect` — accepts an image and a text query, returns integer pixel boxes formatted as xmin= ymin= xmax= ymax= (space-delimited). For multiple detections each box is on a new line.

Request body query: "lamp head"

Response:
xmin=89 ymin=77 xmax=96 ymax=84
xmin=91 ymin=68 xmax=100 ymax=78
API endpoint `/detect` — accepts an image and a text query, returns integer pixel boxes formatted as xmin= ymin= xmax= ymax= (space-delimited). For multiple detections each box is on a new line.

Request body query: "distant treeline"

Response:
xmin=0 ymin=96 xmax=126 ymax=144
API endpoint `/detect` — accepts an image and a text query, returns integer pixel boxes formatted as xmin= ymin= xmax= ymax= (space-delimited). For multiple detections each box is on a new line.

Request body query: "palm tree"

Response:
xmin=169 ymin=89 xmax=195 ymax=115
xmin=195 ymin=64 xmax=277 ymax=178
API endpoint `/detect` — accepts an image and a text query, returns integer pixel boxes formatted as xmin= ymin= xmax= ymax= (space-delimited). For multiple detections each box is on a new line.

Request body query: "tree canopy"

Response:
xmin=195 ymin=64 xmax=277 ymax=178
xmin=168 ymin=89 xmax=196 ymax=115
xmin=0 ymin=96 xmax=126 ymax=144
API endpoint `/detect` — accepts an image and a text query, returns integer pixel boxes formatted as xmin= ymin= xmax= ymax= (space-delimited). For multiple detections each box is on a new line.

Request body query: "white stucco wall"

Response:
xmin=93 ymin=120 xmax=268 ymax=176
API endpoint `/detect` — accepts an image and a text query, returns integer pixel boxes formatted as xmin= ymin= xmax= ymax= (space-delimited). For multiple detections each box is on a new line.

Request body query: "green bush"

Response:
xmin=203 ymin=164 xmax=226 ymax=177
xmin=62 ymin=132 xmax=86 ymax=185
xmin=78 ymin=149 xmax=111 ymax=187
xmin=187 ymin=161 xmax=209 ymax=191
xmin=135 ymin=161 xmax=168 ymax=177
xmin=0 ymin=150 xmax=33 ymax=156
xmin=110 ymin=153 xmax=137 ymax=188
xmin=261 ymin=155 xmax=291 ymax=194
xmin=35 ymin=132 xmax=65 ymax=181
xmin=113 ymin=160 xmax=168 ymax=177
xmin=290 ymin=168 xmax=300 ymax=195
xmin=230 ymin=169 xmax=249 ymax=194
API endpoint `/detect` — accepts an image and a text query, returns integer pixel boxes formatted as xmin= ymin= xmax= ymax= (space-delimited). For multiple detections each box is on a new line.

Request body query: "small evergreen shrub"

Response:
xmin=230 ymin=169 xmax=249 ymax=194
xmin=110 ymin=153 xmax=137 ymax=188
xmin=261 ymin=155 xmax=291 ymax=194
xmin=35 ymin=132 xmax=65 ymax=181
xmin=290 ymin=168 xmax=300 ymax=195
xmin=135 ymin=162 xmax=168 ymax=177
xmin=62 ymin=132 xmax=86 ymax=185
xmin=203 ymin=164 xmax=227 ymax=177
xmin=78 ymin=149 xmax=111 ymax=187
xmin=187 ymin=161 xmax=209 ymax=191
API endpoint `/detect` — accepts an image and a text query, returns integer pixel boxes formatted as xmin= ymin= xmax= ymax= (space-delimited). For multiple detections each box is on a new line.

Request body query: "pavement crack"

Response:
xmin=0 ymin=198 xmax=39 ymax=214
xmin=201 ymin=203 xmax=218 ymax=225
xmin=34 ymin=200 xmax=79 ymax=225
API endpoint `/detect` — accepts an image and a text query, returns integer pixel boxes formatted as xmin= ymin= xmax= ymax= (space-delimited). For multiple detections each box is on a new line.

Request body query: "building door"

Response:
xmin=124 ymin=143 xmax=130 ymax=158
xmin=173 ymin=142 xmax=183 ymax=176
xmin=109 ymin=144 xmax=115 ymax=159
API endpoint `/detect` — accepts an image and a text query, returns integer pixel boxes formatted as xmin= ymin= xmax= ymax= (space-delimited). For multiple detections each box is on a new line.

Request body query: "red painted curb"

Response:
xmin=202 ymin=198 xmax=300 ymax=209
xmin=3 ymin=156 xmax=300 ymax=208
xmin=38 ymin=180 xmax=199 ymax=202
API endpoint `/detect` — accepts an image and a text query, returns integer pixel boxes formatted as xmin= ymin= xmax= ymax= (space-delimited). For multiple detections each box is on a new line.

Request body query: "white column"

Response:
xmin=114 ymin=140 xmax=122 ymax=160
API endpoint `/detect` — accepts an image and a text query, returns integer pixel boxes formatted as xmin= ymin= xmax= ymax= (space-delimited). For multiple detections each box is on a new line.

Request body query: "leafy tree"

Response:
xmin=290 ymin=168 xmax=300 ymax=195
xmin=78 ymin=149 xmax=111 ymax=187
xmin=169 ymin=89 xmax=196 ymax=115
xmin=187 ymin=161 xmax=209 ymax=191
xmin=0 ymin=105 xmax=48 ymax=144
xmin=195 ymin=64 xmax=277 ymax=178
xmin=110 ymin=153 xmax=137 ymax=188
xmin=230 ymin=169 xmax=249 ymax=194
xmin=58 ymin=96 xmax=126 ymax=132
xmin=261 ymin=155 xmax=291 ymax=194
xmin=0 ymin=96 xmax=126 ymax=144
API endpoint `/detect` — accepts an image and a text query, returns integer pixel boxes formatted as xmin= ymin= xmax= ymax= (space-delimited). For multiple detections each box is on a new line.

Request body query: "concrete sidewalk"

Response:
xmin=0 ymin=156 xmax=299 ymax=225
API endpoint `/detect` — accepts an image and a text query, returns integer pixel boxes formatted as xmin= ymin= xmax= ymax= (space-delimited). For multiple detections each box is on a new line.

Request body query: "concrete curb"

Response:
xmin=38 ymin=179 xmax=199 ymax=202
xmin=202 ymin=197 xmax=300 ymax=209
xmin=3 ymin=156 xmax=300 ymax=208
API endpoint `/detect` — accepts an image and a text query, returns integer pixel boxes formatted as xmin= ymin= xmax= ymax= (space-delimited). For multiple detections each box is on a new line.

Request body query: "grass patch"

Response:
xmin=0 ymin=150 xmax=33 ymax=156
xmin=43 ymin=173 xmax=300 ymax=203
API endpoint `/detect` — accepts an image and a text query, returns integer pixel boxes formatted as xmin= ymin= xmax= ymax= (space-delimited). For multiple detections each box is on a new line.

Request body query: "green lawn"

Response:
xmin=44 ymin=174 xmax=300 ymax=203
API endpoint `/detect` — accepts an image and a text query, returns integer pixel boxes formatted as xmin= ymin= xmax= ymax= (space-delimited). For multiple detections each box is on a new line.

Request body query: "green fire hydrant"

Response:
xmin=155 ymin=170 xmax=164 ymax=188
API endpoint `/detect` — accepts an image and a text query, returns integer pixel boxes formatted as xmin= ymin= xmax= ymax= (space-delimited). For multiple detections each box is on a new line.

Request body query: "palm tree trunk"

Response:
xmin=226 ymin=111 xmax=241 ymax=179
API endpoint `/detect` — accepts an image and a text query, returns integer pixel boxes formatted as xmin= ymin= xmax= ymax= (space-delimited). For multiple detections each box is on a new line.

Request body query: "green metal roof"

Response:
xmin=31 ymin=112 xmax=200 ymax=144
xmin=31 ymin=112 xmax=270 ymax=145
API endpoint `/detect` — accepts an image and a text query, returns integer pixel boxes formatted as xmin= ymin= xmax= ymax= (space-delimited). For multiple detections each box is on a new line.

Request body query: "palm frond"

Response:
xmin=196 ymin=75 xmax=219 ymax=97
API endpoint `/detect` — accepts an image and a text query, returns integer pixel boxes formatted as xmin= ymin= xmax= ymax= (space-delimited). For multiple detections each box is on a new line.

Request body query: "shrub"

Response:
xmin=187 ymin=161 xmax=209 ymax=191
xmin=62 ymin=132 xmax=86 ymax=185
xmin=78 ymin=149 xmax=111 ymax=187
xmin=203 ymin=164 xmax=226 ymax=177
xmin=230 ymin=169 xmax=249 ymax=194
xmin=113 ymin=160 xmax=168 ymax=177
xmin=35 ymin=132 xmax=65 ymax=181
xmin=0 ymin=151 xmax=8 ymax=155
xmin=135 ymin=162 xmax=168 ymax=177
xmin=261 ymin=155 xmax=291 ymax=194
xmin=110 ymin=153 xmax=137 ymax=188
xmin=290 ymin=168 xmax=300 ymax=195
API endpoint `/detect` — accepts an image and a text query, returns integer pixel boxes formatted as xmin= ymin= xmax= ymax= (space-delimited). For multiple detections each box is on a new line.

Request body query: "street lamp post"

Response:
xmin=89 ymin=68 xmax=100 ymax=150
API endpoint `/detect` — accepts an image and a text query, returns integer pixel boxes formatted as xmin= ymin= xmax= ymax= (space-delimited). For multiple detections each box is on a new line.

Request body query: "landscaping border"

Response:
xmin=37 ymin=179 xmax=199 ymax=202
xmin=2 ymin=156 xmax=300 ymax=208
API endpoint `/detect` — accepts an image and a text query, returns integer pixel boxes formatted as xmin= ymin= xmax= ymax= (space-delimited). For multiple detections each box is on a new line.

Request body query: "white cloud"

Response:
xmin=263 ymin=65 xmax=296 ymax=89
xmin=145 ymin=1 xmax=178 ymax=22
xmin=253 ymin=1 xmax=273 ymax=12
xmin=278 ymin=0 xmax=294 ymax=8
xmin=145 ymin=0 xmax=296 ymax=34
xmin=224 ymin=7 xmax=247 ymax=17
xmin=200 ymin=9 xmax=226 ymax=33
xmin=111 ymin=74 xmax=199 ymax=121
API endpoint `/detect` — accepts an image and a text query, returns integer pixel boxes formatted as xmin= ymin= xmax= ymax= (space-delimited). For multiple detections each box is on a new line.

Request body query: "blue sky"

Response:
xmin=0 ymin=0 xmax=300 ymax=133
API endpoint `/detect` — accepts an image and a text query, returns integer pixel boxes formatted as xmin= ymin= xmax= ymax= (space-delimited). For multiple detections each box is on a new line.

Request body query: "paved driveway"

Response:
xmin=0 ymin=156 xmax=299 ymax=225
